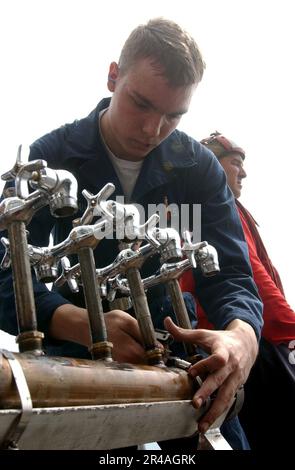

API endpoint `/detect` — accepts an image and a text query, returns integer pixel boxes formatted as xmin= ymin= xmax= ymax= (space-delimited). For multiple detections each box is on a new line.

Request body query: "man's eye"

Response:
xmin=134 ymin=99 xmax=148 ymax=109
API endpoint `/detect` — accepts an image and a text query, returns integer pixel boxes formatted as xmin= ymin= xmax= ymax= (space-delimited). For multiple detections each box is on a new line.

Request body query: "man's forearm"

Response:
xmin=49 ymin=304 xmax=91 ymax=347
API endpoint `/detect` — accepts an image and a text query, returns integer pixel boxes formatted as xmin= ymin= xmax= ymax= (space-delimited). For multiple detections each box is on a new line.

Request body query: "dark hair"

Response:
xmin=118 ymin=18 xmax=206 ymax=86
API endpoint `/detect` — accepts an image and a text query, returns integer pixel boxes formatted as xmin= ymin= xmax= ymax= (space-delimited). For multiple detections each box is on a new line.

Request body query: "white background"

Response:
xmin=0 ymin=0 xmax=294 ymax=349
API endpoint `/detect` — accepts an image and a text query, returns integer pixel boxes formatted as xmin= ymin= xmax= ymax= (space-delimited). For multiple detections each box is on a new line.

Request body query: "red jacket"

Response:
xmin=180 ymin=201 xmax=295 ymax=344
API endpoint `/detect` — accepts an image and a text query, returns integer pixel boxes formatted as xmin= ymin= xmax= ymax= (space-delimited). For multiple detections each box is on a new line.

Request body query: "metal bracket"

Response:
xmin=1 ymin=350 xmax=33 ymax=449
xmin=198 ymin=428 xmax=232 ymax=450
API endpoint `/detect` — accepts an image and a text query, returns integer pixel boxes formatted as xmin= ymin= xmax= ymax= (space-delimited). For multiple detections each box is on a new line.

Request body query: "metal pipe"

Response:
xmin=7 ymin=222 xmax=43 ymax=353
xmin=126 ymin=268 xmax=163 ymax=366
xmin=166 ymin=279 xmax=197 ymax=360
xmin=0 ymin=352 xmax=195 ymax=408
xmin=78 ymin=247 xmax=112 ymax=361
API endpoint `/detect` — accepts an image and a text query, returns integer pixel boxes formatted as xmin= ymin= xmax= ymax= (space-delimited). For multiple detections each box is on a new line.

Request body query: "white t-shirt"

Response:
xmin=107 ymin=153 xmax=143 ymax=201
xmin=99 ymin=110 xmax=143 ymax=201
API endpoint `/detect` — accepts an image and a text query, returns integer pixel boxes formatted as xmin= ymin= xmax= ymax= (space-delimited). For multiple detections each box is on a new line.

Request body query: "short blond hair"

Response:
xmin=118 ymin=18 xmax=205 ymax=86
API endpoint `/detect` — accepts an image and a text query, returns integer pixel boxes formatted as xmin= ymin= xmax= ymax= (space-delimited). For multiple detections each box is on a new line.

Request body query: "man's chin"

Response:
xmin=132 ymin=140 xmax=156 ymax=154
xmin=121 ymin=145 xmax=153 ymax=161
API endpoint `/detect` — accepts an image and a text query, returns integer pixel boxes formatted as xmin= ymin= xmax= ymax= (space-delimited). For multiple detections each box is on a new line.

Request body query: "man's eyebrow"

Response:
xmin=132 ymin=91 xmax=153 ymax=107
xmin=132 ymin=91 xmax=187 ymax=116
xmin=232 ymin=157 xmax=243 ymax=165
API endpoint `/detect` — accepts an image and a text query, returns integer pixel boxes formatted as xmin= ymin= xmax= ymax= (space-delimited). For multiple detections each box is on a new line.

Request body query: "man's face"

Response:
xmin=102 ymin=58 xmax=196 ymax=161
xmin=219 ymin=153 xmax=247 ymax=198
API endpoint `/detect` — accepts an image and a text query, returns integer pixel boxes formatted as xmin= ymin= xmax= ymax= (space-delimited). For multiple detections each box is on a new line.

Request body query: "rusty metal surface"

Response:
xmin=0 ymin=351 xmax=196 ymax=409
xmin=126 ymin=267 xmax=163 ymax=365
xmin=167 ymin=279 xmax=196 ymax=359
xmin=8 ymin=222 xmax=38 ymax=333
xmin=78 ymin=247 xmax=107 ymax=344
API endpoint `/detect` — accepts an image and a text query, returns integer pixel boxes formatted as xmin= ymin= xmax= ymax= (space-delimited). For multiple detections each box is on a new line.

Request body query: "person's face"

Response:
xmin=102 ymin=59 xmax=196 ymax=161
xmin=219 ymin=153 xmax=247 ymax=198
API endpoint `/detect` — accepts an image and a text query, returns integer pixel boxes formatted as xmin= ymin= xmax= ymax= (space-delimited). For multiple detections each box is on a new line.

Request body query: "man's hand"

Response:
xmin=104 ymin=309 xmax=147 ymax=363
xmin=50 ymin=304 xmax=146 ymax=363
xmin=164 ymin=316 xmax=258 ymax=433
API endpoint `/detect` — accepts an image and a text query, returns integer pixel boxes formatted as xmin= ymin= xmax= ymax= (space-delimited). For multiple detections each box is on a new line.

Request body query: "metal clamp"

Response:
xmin=1 ymin=350 xmax=33 ymax=450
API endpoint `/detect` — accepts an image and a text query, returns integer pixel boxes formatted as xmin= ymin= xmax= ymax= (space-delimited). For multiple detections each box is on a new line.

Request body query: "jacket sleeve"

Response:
xmin=239 ymin=211 xmax=295 ymax=344
xmin=0 ymin=130 xmax=72 ymax=338
xmin=186 ymin=144 xmax=263 ymax=339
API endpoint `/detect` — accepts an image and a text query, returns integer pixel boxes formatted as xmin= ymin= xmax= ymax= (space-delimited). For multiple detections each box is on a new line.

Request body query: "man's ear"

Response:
xmin=107 ymin=62 xmax=119 ymax=92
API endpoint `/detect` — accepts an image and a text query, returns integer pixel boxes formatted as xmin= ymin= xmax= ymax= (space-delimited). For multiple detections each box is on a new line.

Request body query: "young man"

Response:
xmin=179 ymin=131 xmax=294 ymax=448
xmin=0 ymin=19 xmax=262 ymax=440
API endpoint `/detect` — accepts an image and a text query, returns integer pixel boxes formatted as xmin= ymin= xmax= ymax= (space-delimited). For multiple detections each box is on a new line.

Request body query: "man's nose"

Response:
xmin=142 ymin=114 xmax=164 ymax=138
xmin=240 ymin=167 xmax=247 ymax=178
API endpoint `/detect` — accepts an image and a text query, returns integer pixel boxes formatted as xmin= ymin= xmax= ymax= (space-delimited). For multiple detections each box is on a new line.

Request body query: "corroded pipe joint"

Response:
xmin=16 ymin=330 xmax=44 ymax=355
xmin=90 ymin=341 xmax=113 ymax=362
xmin=145 ymin=348 xmax=165 ymax=367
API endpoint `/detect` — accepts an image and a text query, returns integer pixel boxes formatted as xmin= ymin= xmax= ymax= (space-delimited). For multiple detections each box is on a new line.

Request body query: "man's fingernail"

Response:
xmin=194 ymin=397 xmax=203 ymax=408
